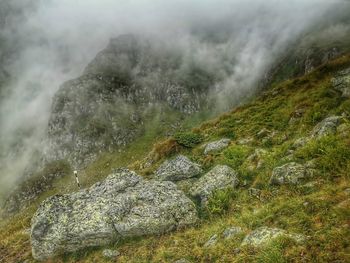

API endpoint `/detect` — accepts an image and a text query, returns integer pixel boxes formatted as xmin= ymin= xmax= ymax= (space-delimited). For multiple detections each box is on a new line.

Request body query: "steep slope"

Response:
xmin=46 ymin=34 xmax=215 ymax=168
xmin=1 ymin=53 xmax=349 ymax=263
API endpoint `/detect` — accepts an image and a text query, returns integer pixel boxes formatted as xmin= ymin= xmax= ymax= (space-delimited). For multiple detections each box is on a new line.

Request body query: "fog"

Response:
xmin=0 ymin=0 xmax=348 ymax=198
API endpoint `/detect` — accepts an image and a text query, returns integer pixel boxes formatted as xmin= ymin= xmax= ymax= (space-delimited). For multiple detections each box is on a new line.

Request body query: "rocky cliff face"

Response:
xmin=46 ymin=35 xmax=213 ymax=167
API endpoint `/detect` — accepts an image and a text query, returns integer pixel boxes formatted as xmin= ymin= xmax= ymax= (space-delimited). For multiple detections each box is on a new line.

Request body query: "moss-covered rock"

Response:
xmin=30 ymin=168 xmax=197 ymax=260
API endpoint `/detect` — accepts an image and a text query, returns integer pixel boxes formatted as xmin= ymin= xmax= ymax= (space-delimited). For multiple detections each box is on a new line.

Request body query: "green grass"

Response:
xmin=1 ymin=54 xmax=350 ymax=262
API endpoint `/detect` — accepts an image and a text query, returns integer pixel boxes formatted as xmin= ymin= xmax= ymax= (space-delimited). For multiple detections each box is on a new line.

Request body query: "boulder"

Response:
xmin=331 ymin=67 xmax=350 ymax=98
xmin=203 ymin=139 xmax=231 ymax=155
xmin=190 ymin=165 xmax=239 ymax=204
xmin=222 ymin=227 xmax=243 ymax=239
xmin=204 ymin=234 xmax=218 ymax=248
xmin=291 ymin=137 xmax=310 ymax=150
xmin=311 ymin=116 xmax=343 ymax=138
xmin=256 ymin=128 xmax=271 ymax=139
xmin=30 ymin=169 xmax=198 ymax=260
xmin=174 ymin=259 xmax=190 ymax=263
xmin=269 ymin=162 xmax=310 ymax=185
xmin=154 ymin=155 xmax=202 ymax=182
xmin=102 ymin=249 xmax=120 ymax=259
xmin=241 ymin=227 xmax=304 ymax=246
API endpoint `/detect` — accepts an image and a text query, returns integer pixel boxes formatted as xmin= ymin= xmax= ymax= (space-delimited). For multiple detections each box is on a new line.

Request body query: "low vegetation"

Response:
xmin=1 ymin=54 xmax=350 ymax=262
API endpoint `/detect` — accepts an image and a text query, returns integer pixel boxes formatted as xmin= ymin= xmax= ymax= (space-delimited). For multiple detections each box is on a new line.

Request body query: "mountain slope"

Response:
xmin=1 ymin=53 xmax=350 ymax=263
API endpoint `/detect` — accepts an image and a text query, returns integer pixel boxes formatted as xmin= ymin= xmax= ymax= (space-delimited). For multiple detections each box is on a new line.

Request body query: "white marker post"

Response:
xmin=74 ymin=170 xmax=81 ymax=189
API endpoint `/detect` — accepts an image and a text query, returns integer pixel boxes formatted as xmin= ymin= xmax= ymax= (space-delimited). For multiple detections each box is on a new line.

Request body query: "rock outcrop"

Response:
xmin=311 ymin=115 xmax=343 ymax=138
xmin=154 ymin=155 xmax=202 ymax=182
xmin=241 ymin=227 xmax=304 ymax=246
xmin=30 ymin=168 xmax=197 ymax=260
xmin=332 ymin=67 xmax=350 ymax=98
xmin=270 ymin=162 xmax=311 ymax=185
xmin=47 ymin=35 xmax=213 ymax=167
xmin=190 ymin=165 xmax=239 ymax=204
xmin=203 ymin=139 xmax=231 ymax=155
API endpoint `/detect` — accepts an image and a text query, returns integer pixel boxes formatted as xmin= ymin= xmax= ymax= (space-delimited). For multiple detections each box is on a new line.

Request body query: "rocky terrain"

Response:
xmin=1 ymin=52 xmax=349 ymax=262
xmin=46 ymin=34 xmax=214 ymax=168
xmin=1 ymin=4 xmax=350 ymax=260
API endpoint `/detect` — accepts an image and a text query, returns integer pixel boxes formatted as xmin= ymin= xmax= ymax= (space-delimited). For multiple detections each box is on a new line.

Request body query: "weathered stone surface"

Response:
xmin=30 ymin=169 xmax=198 ymax=260
xmin=256 ymin=128 xmax=271 ymax=139
xmin=222 ymin=227 xmax=243 ymax=239
xmin=46 ymin=34 xmax=213 ymax=167
xmin=154 ymin=155 xmax=202 ymax=182
xmin=203 ymin=139 xmax=231 ymax=155
xmin=332 ymin=67 xmax=350 ymax=98
xmin=241 ymin=227 xmax=304 ymax=246
xmin=311 ymin=116 xmax=343 ymax=138
xmin=190 ymin=165 xmax=239 ymax=204
xmin=204 ymin=234 xmax=218 ymax=248
xmin=291 ymin=137 xmax=310 ymax=150
xmin=174 ymin=259 xmax=190 ymax=263
xmin=270 ymin=162 xmax=310 ymax=185
xmin=102 ymin=249 xmax=120 ymax=259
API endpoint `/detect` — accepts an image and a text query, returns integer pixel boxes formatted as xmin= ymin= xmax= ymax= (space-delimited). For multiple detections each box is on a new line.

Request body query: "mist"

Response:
xmin=0 ymin=0 xmax=348 ymax=199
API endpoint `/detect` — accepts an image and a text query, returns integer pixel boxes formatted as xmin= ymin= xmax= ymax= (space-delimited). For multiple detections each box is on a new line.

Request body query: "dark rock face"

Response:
xmin=47 ymin=35 xmax=212 ymax=167
xmin=30 ymin=168 xmax=198 ymax=261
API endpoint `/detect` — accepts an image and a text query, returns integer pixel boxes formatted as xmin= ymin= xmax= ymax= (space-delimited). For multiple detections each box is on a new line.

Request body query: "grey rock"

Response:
xmin=222 ymin=227 xmax=243 ymax=239
xmin=241 ymin=227 xmax=304 ymax=246
xmin=155 ymin=155 xmax=202 ymax=182
xmin=30 ymin=169 xmax=198 ymax=260
xmin=174 ymin=259 xmax=189 ymax=263
xmin=311 ymin=116 xmax=343 ymax=138
xmin=46 ymin=35 xmax=212 ymax=167
xmin=204 ymin=139 xmax=231 ymax=155
xmin=332 ymin=67 xmax=350 ymax=98
xmin=270 ymin=162 xmax=310 ymax=185
xmin=190 ymin=165 xmax=239 ymax=205
xmin=256 ymin=128 xmax=271 ymax=139
xmin=102 ymin=249 xmax=120 ymax=259
xmin=291 ymin=137 xmax=310 ymax=150
xmin=204 ymin=234 xmax=218 ymax=248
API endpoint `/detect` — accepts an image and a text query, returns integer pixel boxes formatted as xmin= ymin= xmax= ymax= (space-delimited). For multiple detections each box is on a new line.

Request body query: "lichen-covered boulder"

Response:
xmin=30 ymin=169 xmax=198 ymax=261
xmin=222 ymin=226 xmax=243 ymax=239
xmin=190 ymin=165 xmax=239 ymax=204
xmin=332 ymin=67 xmax=350 ymax=98
xmin=154 ymin=155 xmax=202 ymax=181
xmin=269 ymin=162 xmax=310 ymax=185
xmin=203 ymin=139 xmax=231 ymax=155
xmin=241 ymin=227 xmax=304 ymax=246
xmin=311 ymin=116 xmax=343 ymax=138
xmin=203 ymin=234 xmax=218 ymax=248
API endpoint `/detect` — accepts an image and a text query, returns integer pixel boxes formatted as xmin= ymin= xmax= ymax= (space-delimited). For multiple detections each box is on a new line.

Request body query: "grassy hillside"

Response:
xmin=1 ymin=54 xmax=350 ymax=262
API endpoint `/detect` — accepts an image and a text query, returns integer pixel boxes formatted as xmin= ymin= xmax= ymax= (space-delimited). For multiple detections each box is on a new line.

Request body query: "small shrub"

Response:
xmin=206 ymin=187 xmax=236 ymax=217
xmin=217 ymin=128 xmax=236 ymax=139
xmin=151 ymin=138 xmax=181 ymax=160
xmin=255 ymin=239 xmax=287 ymax=263
xmin=174 ymin=132 xmax=203 ymax=148
xmin=222 ymin=145 xmax=251 ymax=169
xmin=295 ymin=135 xmax=350 ymax=177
